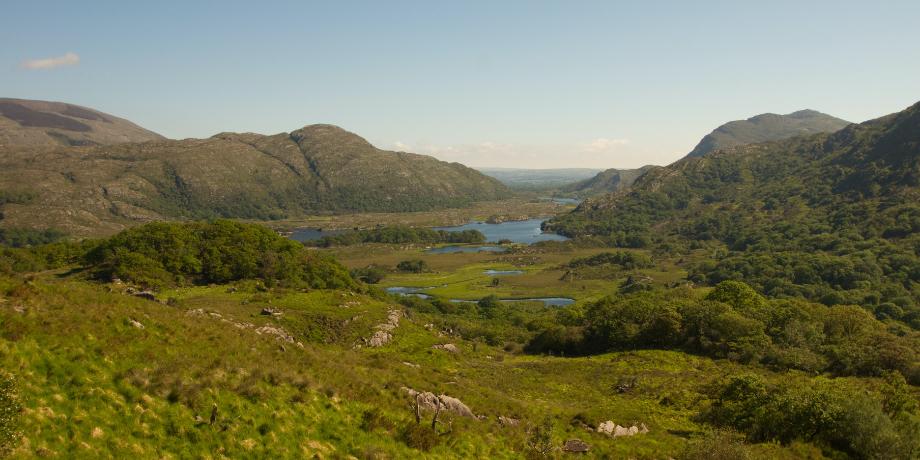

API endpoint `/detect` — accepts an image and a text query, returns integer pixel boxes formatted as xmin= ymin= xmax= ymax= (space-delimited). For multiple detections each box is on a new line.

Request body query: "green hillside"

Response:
xmin=685 ymin=109 xmax=851 ymax=158
xmin=559 ymin=165 xmax=657 ymax=198
xmin=546 ymin=101 xmax=920 ymax=325
xmin=0 ymin=124 xmax=512 ymax=238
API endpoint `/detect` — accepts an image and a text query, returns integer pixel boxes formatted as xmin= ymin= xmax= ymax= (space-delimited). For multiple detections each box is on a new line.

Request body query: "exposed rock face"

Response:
xmin=562 ymin=439 xmax=590 ymax=452
xmin=432 ymin=343 xmax=461 ymax=353
xmin=401 ymin=388 xmax=478 ymax=419
xmin=498 ymin=416 xmax=520 ymax=427
xmin=255 ymin=326 xmax=295 ymax=343
xmin=361 ymin=307 xmax=401 ymax=348
xmin=597 ymin=421 xmax=648 ymax=438
xmin=367 ymin=330 xmax=391 ymax=347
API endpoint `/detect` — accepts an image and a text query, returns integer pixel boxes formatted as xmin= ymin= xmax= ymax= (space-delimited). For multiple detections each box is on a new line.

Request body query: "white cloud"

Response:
xmin=18 ymin=52 xmax=81 ymax=70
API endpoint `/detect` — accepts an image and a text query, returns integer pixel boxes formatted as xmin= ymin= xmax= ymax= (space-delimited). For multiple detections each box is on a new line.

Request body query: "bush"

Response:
xmin=399 ymin=421 xmax=441 ymax=451
xmin=680 ymin=431 xmax=756 ymax=460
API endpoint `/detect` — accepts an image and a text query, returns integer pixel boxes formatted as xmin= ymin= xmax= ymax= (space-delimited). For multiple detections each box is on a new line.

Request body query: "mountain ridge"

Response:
xmin=0 ymin=98 xmax=165 ymax=147
xmin=0 ymin=119 xmax=513 ymax=237
xmin=685 ymin=108 xmax=851 ymax=158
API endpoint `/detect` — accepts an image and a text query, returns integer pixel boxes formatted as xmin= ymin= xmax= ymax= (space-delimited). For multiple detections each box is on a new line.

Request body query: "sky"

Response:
xmin=3 ymin=0 xmax=919 ymax=169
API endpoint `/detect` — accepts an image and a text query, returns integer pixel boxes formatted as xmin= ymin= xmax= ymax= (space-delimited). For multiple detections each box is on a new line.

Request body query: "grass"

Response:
xmin=0 ymin=246 xmax=852 ymax=458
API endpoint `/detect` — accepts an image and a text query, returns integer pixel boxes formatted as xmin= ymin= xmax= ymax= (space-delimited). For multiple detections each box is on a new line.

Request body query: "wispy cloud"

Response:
xmin=18 ymin=52 xmax=81 ymax=70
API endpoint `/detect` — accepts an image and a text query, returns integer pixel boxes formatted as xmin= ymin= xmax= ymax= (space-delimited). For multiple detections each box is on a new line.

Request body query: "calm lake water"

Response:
xmin=538 ymin=197 xmax=583 ymax=204
xmin=289 ymin=227 xmax=351 ymax=242
xmin=431 ymin=219 xmax=570 ymax=244
xmin=483 ymin=270 xmax=524 ymax=275
xmin=383 ymin=287 xmax=574 ymax=307
xmin=290 ymin=218 xmax=570 ymax=247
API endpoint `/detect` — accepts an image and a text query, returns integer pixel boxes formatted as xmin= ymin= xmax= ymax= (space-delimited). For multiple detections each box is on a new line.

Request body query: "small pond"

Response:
xmin=483 ymin=270 xmax=524 ymax=275
xmin=538 ymin=197 xmax=583 ymax=204
xmin=383 ymin=286 xmax=573 ymax=307
xmin=289 ymin=227 xmax=351 ymax=242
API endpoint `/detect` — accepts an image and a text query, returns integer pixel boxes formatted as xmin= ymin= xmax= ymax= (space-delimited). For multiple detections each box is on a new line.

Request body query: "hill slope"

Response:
xmin=0 ymin=98 xmax=165 ymax=147
xmin=545 ymin=101 xmax=920 ymax=320
xmin=0 ymin=124 xmax=512 ymax=237
xmin=685 ymin=109 xmax=851 ymax=158
xmin=559 ymin=165 xmax=657 ymax=197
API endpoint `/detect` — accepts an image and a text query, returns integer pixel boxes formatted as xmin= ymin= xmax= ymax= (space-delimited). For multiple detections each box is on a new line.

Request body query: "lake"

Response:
xmin=431 ymin=219 xmax=570 ymax=244
xmin=289 ymin=227 xmax=352 ymax=242
xmin=538 ymin=197 xmax=583 ymax=204
xmin=290 ymin=217 xmax=570 ymax=246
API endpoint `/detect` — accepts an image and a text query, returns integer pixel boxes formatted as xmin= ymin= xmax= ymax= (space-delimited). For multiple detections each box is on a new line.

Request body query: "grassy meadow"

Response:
xmin=0 ymin=221 xmax=916 ymax=459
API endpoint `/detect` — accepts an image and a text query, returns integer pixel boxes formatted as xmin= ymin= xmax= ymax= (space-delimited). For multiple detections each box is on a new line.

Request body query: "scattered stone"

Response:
xmin=296 ymin=342 xmax=304 ymax=348
xmin=401 ymin=388 xmax=478 ymax=419
xmin=627 ymin=426 xmax=639 ymax=436
xmin=342 ymin=315 xmax=362 ymax=326
xmin=562 ymin=439 xmax=590 ymax=452
xmin=123 ymin=287 xmax=136 ymax=295
xmin=431 ymin=343 xmax=461 ymax=353
xmin=112 ymin=278 xmax=122 ymax=285
xmin=403 ymin=362 xmax=420 ymax=369
xmin=259 ymin=308 xmax=275 ymax=316
xmin=640 ymin=423 xmax=649 ymax=434
xmin=614 ymin=425 xmax=630 ymax=437
xmin=194 ymin=415 xmax=204 ymax=422
xmin=91 ymin=427 xmax=103 ymax=438
xmin=367 ymin=330 xmax=391 ymax=347
xmin=498 ymin=416 xmax=520 ymax=427
xmin=597 ymin=421 xmax=616 ymax=435
xmin=254 ymin=326 xmax=295 ymax=343
xmin=187 ymin=309 xmax=206 ymax=315
xmin=129 ymin=319 xmax=144 ymax=329
xmin=279 ymin=344 xmax=286 ymax=353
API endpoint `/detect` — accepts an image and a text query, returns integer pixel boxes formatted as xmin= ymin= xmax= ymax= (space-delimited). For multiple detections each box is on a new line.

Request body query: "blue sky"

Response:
xmin=3 ymin=0 xmax=919 ymax=168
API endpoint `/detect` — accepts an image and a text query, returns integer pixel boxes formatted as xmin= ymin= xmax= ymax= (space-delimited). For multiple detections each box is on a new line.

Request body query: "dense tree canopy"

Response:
xmin=82 ymin=220 xmax=355 ymax=289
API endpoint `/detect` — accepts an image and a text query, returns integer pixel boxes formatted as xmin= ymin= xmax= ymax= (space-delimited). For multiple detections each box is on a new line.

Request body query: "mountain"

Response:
xmin=684 ymin=109 xmax=851 ymax=158
xmin=559 ymin=165 xmax=657 ymax=197
xmin=545 ymin=101 xmax=920 ymax=317
xmin=0 ymin=98 xmax=165 ymax=147
xmin=0 ymin=124 xmax=512 ymax=237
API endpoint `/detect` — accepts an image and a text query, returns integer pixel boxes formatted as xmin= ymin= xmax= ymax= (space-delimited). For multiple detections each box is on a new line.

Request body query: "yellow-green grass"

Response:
xmin=0 ymin=271 xmax=839 ymax=458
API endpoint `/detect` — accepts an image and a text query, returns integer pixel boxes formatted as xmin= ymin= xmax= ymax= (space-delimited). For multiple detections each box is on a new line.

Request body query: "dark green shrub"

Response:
xmin=399 ymin=421 xmax=441 ymax=451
